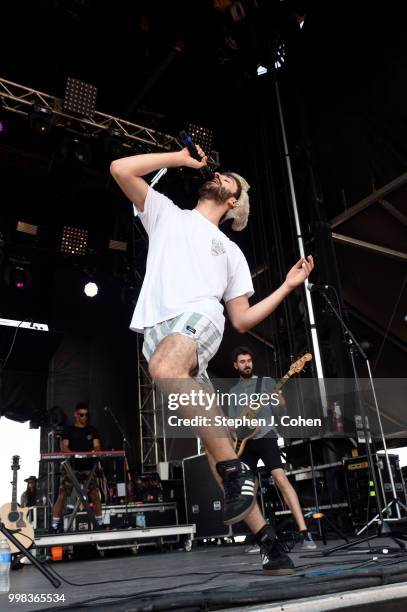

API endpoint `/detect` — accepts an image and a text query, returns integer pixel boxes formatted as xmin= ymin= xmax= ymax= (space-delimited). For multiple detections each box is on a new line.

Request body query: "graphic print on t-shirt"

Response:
xmin=211 ymin=238 xmax=226 ymax=256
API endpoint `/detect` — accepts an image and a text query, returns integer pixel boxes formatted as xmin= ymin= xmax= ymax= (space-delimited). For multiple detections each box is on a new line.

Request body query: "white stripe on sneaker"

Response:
xmin=241 ymin=491 xmax=254 ymax=496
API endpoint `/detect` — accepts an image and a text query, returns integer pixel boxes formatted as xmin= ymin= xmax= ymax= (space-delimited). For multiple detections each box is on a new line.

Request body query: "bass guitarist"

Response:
xmin=229 ymin=346 xmax=316 ymax=551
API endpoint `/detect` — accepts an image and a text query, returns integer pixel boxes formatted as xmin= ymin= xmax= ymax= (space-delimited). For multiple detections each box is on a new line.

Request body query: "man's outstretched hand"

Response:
xmin=285 ymin=255 xmax=314 ymax=290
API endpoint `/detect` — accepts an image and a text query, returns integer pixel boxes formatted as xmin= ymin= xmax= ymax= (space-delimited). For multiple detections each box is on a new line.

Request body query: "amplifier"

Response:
xmin=183 ymin=454 xmax=229 ymax=539
xmin=344 ymin=453 xmax=407 ymax=527
xmin=183 ymin=454 xmax=263 ymax=538
xmin=258 ymin=469 xmax=284 ymax=517
xmin=104 ymin=503 xmax=179 ymax=543
xmin=63 ymin=512 xmax=92 ymax=532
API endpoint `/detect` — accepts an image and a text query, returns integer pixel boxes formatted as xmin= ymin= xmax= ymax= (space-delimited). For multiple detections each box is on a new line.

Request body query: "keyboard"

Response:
xmin=0 ymin=318 xmax=49 ymax=331
xmin=40 ymin=451 xmax=126 ymax=461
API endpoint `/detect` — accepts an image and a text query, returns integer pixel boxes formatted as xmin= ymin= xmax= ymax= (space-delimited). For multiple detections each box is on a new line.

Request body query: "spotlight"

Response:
xmin=257 ymin=65 xmax=268 ymax=76
xmin=63 ymin=77 xmax=98 ymax=117
xmin=60 ymin=226 xmax=88 ymax=256
xmin=61 ymin=137 xmax=92 ymax=164
xmin=16 ymin=221 xmax=38 ymax=236
xmin=15 ymin=271 xmax=27 ymax=289
xmin=29 ymin=106 xmax=54 ymax=134
xmin=84 ymin=281 xmax=98 ymax=298
xmin=109 ymin=239 xmax=127 ymax=252
xmin=187 ymin=123 xmax=214 ymax=153
xmin=4 ymin=258 xmax=32 ymax=291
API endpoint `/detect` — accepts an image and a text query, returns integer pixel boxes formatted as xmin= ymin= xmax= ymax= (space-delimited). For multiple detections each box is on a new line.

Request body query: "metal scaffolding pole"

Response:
xmin=274 ymin=76 xmax=328 ymax=416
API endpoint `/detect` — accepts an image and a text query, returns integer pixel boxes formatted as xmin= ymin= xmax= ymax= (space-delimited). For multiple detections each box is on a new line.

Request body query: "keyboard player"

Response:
xmin=51 ymin=402 xmax=103 ymax=531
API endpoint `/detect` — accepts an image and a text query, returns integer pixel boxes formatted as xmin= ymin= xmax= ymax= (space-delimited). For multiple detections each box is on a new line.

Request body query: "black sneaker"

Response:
xmin=216 ymin=460 xmax=258 ymax=525
xmin=257 ymin=528 xmax=295 ymax=576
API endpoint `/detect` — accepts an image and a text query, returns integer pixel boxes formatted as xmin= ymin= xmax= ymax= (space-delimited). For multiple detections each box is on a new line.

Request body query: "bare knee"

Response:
xmin=148 ymin=356 xmax=188 ymax=380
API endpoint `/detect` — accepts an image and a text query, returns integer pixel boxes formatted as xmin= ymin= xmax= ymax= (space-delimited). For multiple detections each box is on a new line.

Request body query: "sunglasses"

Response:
xmin=78 ymin=412 xmax=89 ymax=417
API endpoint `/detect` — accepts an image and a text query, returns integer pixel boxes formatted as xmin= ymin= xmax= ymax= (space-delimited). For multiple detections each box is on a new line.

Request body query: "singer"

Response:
xmin=110 ymin=145 xmax=314 ymax=575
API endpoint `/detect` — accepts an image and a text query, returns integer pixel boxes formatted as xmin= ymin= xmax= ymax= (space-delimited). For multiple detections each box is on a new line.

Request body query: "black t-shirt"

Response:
xmin=61 ymin=425 xmax=100 ymax=470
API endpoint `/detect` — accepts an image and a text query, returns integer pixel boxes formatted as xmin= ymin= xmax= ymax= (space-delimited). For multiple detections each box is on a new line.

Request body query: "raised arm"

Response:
xmin=226 ymin=256 xmax=314 ymax=333
xmin=110 ymin=147 xmax=208 ymax=211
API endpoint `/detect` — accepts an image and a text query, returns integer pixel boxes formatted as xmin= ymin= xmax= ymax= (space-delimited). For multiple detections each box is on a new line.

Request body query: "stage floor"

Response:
xmin=3 ymin=538 xmax=407 ymax=611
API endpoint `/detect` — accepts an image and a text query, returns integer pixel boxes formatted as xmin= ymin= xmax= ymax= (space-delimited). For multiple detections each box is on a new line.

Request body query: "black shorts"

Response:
xmin=239 ymin=437 xmax=283 ymax=473
xmin=59 ymin=471 xmax=98 ymax=495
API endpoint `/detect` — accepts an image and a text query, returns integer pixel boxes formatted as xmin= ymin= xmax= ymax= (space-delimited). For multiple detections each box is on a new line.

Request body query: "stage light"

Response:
xmin=109 ymin=239 xmax=127 ymax=252
xmin=257 ymin=65 xmax=268 ymax=76
xmin=29 ymin=106 xmax=54 ymax=134
xmin=61 ymin=137 xmax=91 ymax=164
xmin=187 ymin=123 xmax=214 ymax=153
xmin=4 ymin=259 xmax=32 ymax=291
xmin=16 ymin=221 xmax=38 ymax=236
xmin=84 ymin=281 xmax=98 ymax=298
xmin=60 ymin=226 xmax=88 ymax=256
xmin=0 ymin=119 xmax=6 ymax=134
xmin=63 ymin=77 xmax=98 ymax=117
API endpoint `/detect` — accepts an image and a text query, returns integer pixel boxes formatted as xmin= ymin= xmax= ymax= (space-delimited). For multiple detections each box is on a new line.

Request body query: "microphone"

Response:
xmin=307 ymin=283 xmax=331 ymax=292
xmin=179 ymin=131 xmax=214 ymax=181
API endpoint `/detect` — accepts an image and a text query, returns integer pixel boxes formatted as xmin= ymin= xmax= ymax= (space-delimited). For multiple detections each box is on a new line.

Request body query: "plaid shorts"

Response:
xmin=142 ymin=312 xmax=222 ymax=383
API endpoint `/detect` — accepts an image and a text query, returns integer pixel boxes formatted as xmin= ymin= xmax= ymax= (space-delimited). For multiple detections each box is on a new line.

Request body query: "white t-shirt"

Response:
xmin=130 ymin=187 xmax=254 ymax=335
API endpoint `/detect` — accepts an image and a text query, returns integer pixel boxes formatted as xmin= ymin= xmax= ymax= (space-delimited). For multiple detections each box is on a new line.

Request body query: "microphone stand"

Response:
xmin=104 ymin=406 xmax=131 ymax=525
xmin=315 ymin=288 xmax=407 ymax=555
xmin=0 ymin=520 xmax=61 ymax=588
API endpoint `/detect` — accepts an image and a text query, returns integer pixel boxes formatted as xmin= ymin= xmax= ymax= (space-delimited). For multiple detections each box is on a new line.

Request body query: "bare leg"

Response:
xmin=52 ymin=490 xmax=66 ymax=519
xmin=89 ymin=489 xmax=102 ymax=516
xmin=272 ymin=468 xmax=307 ymax=531
xmin=149 ymin=334 xmax=268 ymax=535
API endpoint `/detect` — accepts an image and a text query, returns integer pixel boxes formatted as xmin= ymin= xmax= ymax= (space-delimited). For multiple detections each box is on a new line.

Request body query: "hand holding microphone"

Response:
xmin=179 ymin=131 xmax=214 ymax=180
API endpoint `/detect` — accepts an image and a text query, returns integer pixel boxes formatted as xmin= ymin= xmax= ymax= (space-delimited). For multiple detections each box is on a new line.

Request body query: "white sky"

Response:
xmin=0 ymin=418 xmax=41 ymax=506
xmin=0 ymin=417 xmax=406 ymax=507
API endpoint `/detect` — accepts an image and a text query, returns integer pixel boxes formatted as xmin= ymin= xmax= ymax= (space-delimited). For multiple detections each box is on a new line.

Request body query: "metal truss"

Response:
xmin=136 ymin=333 xmax=166 ymax=472
xmin=0 ymin=78 xmax=219 ymax=164
xmin=330 ymin=170 xmax=407 ymax=229
xmin=332 ymin=232 xmax=407 ymax=262
xmin=330 ymin=171 xmax=407 ymax=261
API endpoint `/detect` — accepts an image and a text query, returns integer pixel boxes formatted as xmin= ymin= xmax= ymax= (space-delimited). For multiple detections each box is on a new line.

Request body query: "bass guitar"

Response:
xmin=231 ymin=353 xmax=312 ymax=457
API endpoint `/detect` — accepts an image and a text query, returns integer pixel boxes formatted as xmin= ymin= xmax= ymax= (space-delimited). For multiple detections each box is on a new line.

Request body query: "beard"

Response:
xmin=198 ymin=182 xmax=234 ymax=204
xmin=240 ymin=367 xmax=253 ymax=379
